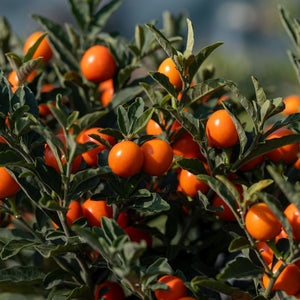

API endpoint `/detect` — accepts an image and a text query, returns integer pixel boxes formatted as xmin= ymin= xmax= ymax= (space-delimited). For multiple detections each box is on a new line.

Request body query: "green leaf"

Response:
xmin=0 ymin=239 xmax=38 ymax=260
xmin=184 ymin=19 xmax=194 ymax=58
xmin=217 ymin=257 xmax=264 ymax=280
xmin=191 ymin=276 xmax=253 ymax=300
xmin=247 ymin=179 xmax=274 ymax=198
xmin=223 ymin=101 xmax=248 ymax=156
xmin=140 ymin=82 xmax=161 ymax=105
xmin=0 ymin=266 xmax=45 ymax=289
xmin=90 ymin=0 xmax=123 ymax=36
xmin=34 ymin=241 xmax=80 ymax=258
xmin=183 ymin=78 xmax=228 ymax=109
xmin=149 ymin=71 xmax=178 ymax=97
xmin=188 ymin=42 xmax=223 ymax=81
xmin=109 ymin=84 xmax=145 ymax=110
xmin=75 ymin=111 xmax=106 ymax=133
xmin=252 ymin=76 xmax=267 ymax=108
xmin=228 ymin=237 xmax=251 ymax=253
xmin=145 ymin=23 xmax=178 ymax=59
xmin=279 ymin=4 xmax=300 ymax=49
xmin=177 ymin=158 xmax=208 ymax=175
xmin=131 ymin=192 xmax=170 ymax=213
xmin=32 ymin=14 xmax=79 ymax=71
xmin=68 ymin=0 xmax=90 ymax=31
xmin=132 ymin=107 xmax=154 ymax=134
xmin=66 ymin=286 xmax=91 ymax=300
xmin=101 ymin=217 xmax=126 ymax=245
xmin=267 ymin=165 xmax=300 ymax=212
xmin=135 ymin=24 xmax=145 ymax=51
xmin=23 ymin=32 xmax=48 ymax=62
xmin=117 ymin=105 xmax=130 ymax=136
xmin=241 ymin=134 xmax=300 ymax=166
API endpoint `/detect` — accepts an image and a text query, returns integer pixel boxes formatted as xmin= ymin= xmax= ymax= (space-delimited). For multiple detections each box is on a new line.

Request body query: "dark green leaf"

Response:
xmin=32 ymin=14 xmax=79 ymax=71
xmin=184 ymin=19 xmax=194 ymax=58
xmin=217 ymin=257 xmax=264 ymax=280
xmin=131 ymin=193 xmax=170 ymax=213
xmin=0 ymin=239 xmax=38 ymax=260
xmin=191 ymin=276 xmax=253 ymax=300
xmin=228 ymin=237 xmax=251 ymax=253
xmin=68 ymin=0 xmax=89 ymax=31
xmin=150 ymin=71 xmax=178 ymax=97
xmin=145 ymin=23 xmax=178 ymax=59
xmin=132 ymin=107 xmax=154 ymax=134
xmin=177 ymin=158 xmax=208 ymax=175
xmin=117 ymin=105 xmax=130 ymax=136
xmin=89 ymin=0 xmax=123 ymax=36
xmin=188 ymin=42 xmax=223 ymax=81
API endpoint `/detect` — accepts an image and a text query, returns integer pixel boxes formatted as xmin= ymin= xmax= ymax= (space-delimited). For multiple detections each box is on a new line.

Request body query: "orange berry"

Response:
xmin=108 ymin=141 xmax=144 ymax=177
xmin=44 ymin=133 xmax=82 ymax=174
xmin=77 ymin=127 xmax=115 ymax=167
xmin=81 ymin=198 xmax=113 ymax=228
xmin=178 ymin=169 xmax=209 ymax=198
xmin=158 ymin=57 xmax=182 ymax=90
xmin=80 ymin=45 xmax=116 ymax=83
xmin=206 ymin=109 xmax=239 ymax=148
xmin=155 ymin=275 xmax=187 ymax=300
xmin=0 ymin=167 xmax=20 ymax=199
xmin=94 ymin=281 xmax=125 ymax=300
xmin=265 ymin=128 xmax=299 ymax=164
xmin=282 ymin=94 xmax=300 ymax=116
xmin=23 ymin=31 xmax=53 ymax=63
xmin=98 ymin=79 xmax=114 ymax=106
xmin=262 ymin=260 xmax=300 ymax=295
xmin=284 ymin=203 xmax=300 ymax=242
xmin=140 ymin=139 xmax=173 ymax=176
xmin=245 ymin=203 xmax=282 ymax=241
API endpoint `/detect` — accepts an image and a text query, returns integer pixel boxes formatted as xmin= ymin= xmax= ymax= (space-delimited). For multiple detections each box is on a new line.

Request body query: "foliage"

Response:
xmin=0 ymin=0 xmax=299 ymax=299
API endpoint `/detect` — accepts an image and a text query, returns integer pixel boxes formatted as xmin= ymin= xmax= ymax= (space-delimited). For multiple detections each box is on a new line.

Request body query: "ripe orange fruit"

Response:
xmin=172 ymin=132 xmax=203 ymax=159
xmin=155 ymin=275 xmax=187 ymax=300
xmin=265 ymin=128 xmax=299 ymax=164
xmin=282 ymin=94 xmax=300 ymax=116
xmin=146 ymin=118 xmax=181 ymax=137
xmin=124 ymin=226 xmax=152 ymax=247
xmin=108 ymin=141 xmax=144 ymax=177
xmin=158 ymin=57 xmax=182 ymax=90
xmin=245 ymin=203 xmax=282 ymax=241
xmin=206 ymin=109 xmax=239 ymax=148
xmin=262 ymin=260 xmax=300 ymax=295
xmin=81 ymin=198 xmax=113 ymax=228
xmin=140 ymin=139 xmax=173 ymax=176
xmin=178 ymin=168 xmax=209 ymax=198
xmin=94 ymin=281 xmax=125 ymax=300
xmin=77 ymin=127 xmax=115 ymax=167
xmin=0 ymin=167 xmax=20 ymax=199
xmin=294 ymin=157 xmax=300 ymax=170
xmin=256 ymin=241 xmax=273 ymax=265
xmin=53 ymin=200 xmax=83 ymax=228
xmin=23 ymin=31 xmax=53 ymax=63
xmin=98 ymin=79 xmax=114 ymax=106
xmin=38 ymin=84 xmax=57 ymax=116
xmin=211 ymin=184 xmax=243 ymax=221
xmin=284 ymin=203 xmax=300 ymax=242
xmin=117 ymin=211 xmax=130 ymax=229
xmin=44 ymin=133 xmax=82 ymax=174
xmin=8 ymin=70 xmax=38 ymax=87
xmin=80 ymin=45 xmax=116 ymax=83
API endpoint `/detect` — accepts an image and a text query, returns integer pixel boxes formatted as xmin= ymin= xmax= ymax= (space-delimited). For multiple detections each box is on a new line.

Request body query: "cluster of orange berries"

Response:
xmin=3 ymin=28 xmax=300 ymax=299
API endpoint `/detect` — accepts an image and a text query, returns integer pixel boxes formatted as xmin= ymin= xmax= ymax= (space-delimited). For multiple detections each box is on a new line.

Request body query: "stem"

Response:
xmin=263 ymin=261 xmax=286 ymax=299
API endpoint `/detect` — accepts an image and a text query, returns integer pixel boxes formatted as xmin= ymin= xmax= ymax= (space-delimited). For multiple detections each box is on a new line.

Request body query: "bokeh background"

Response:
xmin=2 ymin=0 xmax=300 ymax=98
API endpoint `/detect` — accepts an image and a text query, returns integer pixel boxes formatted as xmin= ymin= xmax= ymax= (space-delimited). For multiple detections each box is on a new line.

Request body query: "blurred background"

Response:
xmin=2 ymin=0 xmax=300 ymax=98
